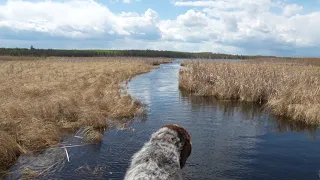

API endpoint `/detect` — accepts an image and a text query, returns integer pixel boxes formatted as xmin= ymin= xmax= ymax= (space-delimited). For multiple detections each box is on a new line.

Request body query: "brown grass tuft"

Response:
xmin=179 ymin=59 xmax=320 ymax=124
xmin=0 ymin=56 xmax=169 ymax=176
xmin=0 ymin=131 xmax=23 ymax=176
xmin=20 ymin=166 xmax=38 ymax=180
xmin=83 ymin=126 xmax=103 ymax=143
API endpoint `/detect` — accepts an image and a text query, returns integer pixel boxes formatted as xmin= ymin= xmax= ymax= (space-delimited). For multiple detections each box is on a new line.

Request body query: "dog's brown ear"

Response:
xmin=163 ymin=124 xmax=192 ymax=168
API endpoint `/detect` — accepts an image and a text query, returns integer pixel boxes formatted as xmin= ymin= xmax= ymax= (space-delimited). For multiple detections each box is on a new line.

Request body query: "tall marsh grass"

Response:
xmin=179 ymin=60 xmax=320 ymax=124
xmin=248 ymin=57 xmax=320 ymax=66
xmin=0 ymin=57 xmax=169 ymax=175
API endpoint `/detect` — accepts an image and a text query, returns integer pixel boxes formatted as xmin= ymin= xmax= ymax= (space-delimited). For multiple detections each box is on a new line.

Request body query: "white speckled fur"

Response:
xmin=124 ymin=127 xmax=185 ymax=180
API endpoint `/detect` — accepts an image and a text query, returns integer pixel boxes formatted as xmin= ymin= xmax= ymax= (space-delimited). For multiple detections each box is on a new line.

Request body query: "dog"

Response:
xmin=124 ymin=124 xmax=192 ymax=180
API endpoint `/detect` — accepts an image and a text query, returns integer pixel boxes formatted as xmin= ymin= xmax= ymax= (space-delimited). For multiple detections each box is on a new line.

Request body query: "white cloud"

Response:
xmin=283 ymin=4 xmax=303 ymax=17
xmin=111 ymin=0 xmax=140 ymax=3
xmin=158 ymin=9 xmax=221 ymax=42
xmin=0 ymin=0 xmax=159 ymax=39
xmin=0 ymin=0 xmax=320 ymax=56
xmin=118 ymin=9 xmax=161 ymax=39
xmin=0 ymin=0 xmax=118 ymax=38
xmin=177 ymin=10 xmax=209 ymax=27
xmin=174 ymin=0 xmax=274 ymax=12
xmin=166 ymin=0 xmax=320 ymax=51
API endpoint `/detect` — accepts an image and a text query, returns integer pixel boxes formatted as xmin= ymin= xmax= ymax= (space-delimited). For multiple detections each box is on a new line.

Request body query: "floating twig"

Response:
xmin=45 ymin=143 xmax=94 ymax=150
xmin=64 ymin=147 xmax=70 ymax=162
xmin=74 ymin=135 xmax=84 ymax=139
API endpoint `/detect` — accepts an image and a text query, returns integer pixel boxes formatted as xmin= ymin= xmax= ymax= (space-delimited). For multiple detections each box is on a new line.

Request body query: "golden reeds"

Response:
xmin=248 ymin=57 xmax=320 ymax=66
xmin=0 ymin=131 xmax=23 ymax=175
xmin=83 ymin=126 xmax=103 ymax=143
xmin=0 ymin=56 xmax=169 ymax=176
xmin=179 ymin=60 xmax=320 ymax=124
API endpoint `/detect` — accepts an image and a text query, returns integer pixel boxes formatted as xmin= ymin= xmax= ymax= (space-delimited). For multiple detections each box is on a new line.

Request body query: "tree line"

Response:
xmin=0 ymin=47 xmax=253 ymax=59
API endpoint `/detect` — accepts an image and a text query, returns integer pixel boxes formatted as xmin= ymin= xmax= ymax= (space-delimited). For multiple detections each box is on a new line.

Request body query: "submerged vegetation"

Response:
xmin=0 ymin=57 xmax=171 ymax=176
xmin=179 ymin=59 xmax=320 ymax=124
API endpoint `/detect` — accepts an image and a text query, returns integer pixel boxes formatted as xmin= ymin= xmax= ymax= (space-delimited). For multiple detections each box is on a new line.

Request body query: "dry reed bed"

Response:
xmin=0 ymin=57 xmax=170 ymax=176
xmin=179 ymin=60 xmax=320 ymax=124
xmin=248 ymin=58 xmax=320 ymax=66
xmin=0 ymin=56 xmax=44 ymax=62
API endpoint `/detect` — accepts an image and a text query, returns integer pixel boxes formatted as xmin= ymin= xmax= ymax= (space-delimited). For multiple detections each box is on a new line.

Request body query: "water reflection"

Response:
xmin=273 ymin=116 xmax=318 ymax=139
xmin=180 ymin=90 xmax=319 ymax=136
xmin=180 ymin=91 xmax=264 ymax=119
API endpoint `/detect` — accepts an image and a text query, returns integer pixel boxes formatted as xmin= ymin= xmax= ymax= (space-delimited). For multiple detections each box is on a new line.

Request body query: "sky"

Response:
xmin=0 ymin=0 xmax=320 ymax=57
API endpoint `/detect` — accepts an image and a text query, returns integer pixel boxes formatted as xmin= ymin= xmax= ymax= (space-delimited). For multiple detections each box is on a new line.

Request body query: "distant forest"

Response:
xmin=0 ymin=47 xmax=274 ymax=59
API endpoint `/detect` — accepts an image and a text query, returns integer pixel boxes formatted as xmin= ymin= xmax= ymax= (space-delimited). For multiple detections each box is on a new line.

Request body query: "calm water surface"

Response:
xmin=7 ymin=60 xmax=320 ymax=180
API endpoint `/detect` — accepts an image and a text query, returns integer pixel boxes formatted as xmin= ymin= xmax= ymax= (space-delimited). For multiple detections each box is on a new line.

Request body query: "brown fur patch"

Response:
xmin=162 ymin=124 xmax=192 ymax=168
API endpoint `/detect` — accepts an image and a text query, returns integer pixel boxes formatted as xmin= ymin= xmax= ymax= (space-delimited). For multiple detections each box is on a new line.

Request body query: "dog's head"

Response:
xmin=162 ymin=124 xmax=192 ymax=169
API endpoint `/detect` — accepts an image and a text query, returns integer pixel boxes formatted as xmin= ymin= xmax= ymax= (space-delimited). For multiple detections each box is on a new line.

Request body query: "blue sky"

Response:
xmin=105 ymin=0 xmax=190 ymax=19
xmin=0 ymin=0 xmax=320 ymax=57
